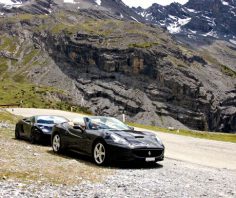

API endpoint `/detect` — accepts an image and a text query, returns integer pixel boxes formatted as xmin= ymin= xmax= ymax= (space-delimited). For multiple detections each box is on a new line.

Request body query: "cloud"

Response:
xmin=123 ymin=0 xmax=189 ymax=8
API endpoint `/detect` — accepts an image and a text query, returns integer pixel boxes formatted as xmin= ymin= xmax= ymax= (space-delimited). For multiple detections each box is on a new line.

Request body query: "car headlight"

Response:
xmin=39 ymin=126 xmax=50 ymax=133
xmin=155 ymin=135 xmax=163 ymax=145
xmin=110 ymin=134 xmax=129 ymax=145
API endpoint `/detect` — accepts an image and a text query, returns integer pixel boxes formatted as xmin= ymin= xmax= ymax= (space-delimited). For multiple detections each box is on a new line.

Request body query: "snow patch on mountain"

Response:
xmin=231 ymin=10 xmax=236 ymax=16
xmin=221 ymin=0 xmax=229 ymax=6
xmin=64 ymin=0 xmax=76 ymax=3
xmin=131 ymin=16 xmax=140 ymax=23
xmin=95 ymin=0 xmax=101 ymax=6
xmin=0 ymin=0 xmax=22 ymax=8
xmin=202 ymin=30 xmax=218 ymax=38
xmin=167 ymin=16 xmax=191 ymax=34
xmin=185 ymin=8 xmax=198 ymax=13
xmin=0 ymin=0 xmax=22 ymax=5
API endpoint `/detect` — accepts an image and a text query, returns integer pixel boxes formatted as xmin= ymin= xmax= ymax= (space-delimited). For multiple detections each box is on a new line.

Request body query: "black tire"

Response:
xmin=52 ymin=134 xmax=64 ymax=154
xmin=29 ymin=128 xmax=36 ymax=144
xmin=15 ymin=125 xmax=21 ymax=140
xmin=93 ymin=141 xmax=108 ymax=166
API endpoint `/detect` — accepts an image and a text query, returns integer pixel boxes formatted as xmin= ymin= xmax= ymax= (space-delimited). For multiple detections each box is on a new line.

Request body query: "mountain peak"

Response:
xmin=133 ymin=0 xmax=236 ymax=45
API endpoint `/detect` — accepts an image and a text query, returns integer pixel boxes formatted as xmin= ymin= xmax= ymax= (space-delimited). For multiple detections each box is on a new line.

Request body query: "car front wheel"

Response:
xmin=93 ymin=141 xmax=107 ymax=165
xmin=52 ymin=134 xmax=63 ymax=153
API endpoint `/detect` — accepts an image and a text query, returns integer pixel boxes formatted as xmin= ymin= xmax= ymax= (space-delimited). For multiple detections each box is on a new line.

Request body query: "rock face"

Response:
xmin=39 ymin=31 xmax=235 ymax=132
xmin=0 ymin=0 xmax=235 ymax=132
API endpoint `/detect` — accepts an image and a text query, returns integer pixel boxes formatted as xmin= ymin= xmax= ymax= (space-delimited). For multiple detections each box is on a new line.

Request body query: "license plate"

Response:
xmin=145 ymin=157 xmax=155 ymax=162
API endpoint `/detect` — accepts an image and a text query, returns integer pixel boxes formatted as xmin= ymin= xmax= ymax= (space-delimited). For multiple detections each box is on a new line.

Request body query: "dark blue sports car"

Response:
xmin=15 ymin=115 xmax=69 ymax=144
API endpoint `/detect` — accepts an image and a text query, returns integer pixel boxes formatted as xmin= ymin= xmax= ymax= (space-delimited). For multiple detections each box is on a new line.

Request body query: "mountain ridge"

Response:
xmin=133 ymin=0 xmax=236 ymax=45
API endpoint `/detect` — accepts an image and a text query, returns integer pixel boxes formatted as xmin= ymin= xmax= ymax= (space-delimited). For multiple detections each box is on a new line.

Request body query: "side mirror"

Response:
xmin=129 ymin=126 xmax=134 ymax=131
xmin=73 ymin=125 xmax=85 ymax=132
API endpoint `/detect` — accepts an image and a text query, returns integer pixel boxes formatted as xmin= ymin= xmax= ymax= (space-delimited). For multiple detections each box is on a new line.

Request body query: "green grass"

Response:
xmin=4 ymin=14 xmax=48 ymax=24
xmin=55 ymin=101 xmax=92 ymax=115
xmin=0 ymin=57 xmax=8 ymax=74
xmin=22 ymin=49 xmax=39 ymax=65
xmin=51 ymin=23 xmax=77 ymax=34
xmin=221 ymin=65 xmax=236 ymax=78
xmin=164 ymin=55 xmax=188 ymax=68
xmin=128 ymin=122 xmax=236 ymax=143
xmin=0 ymin=79 xmax=89 ymax=114
xmin=0 ymin=35 xmax=17 ymax=52
xmin=200 ymin=51 xmax=236 ymax=78
xmin=0 ymin=110 xmax=21 ymax=124
xmin=128 ymin=42 xmax=159 ymax=49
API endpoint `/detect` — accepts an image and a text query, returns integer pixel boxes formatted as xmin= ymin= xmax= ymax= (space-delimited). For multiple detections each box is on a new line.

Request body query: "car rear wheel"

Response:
xmin=52 ymin=134 xmax=63 ymax=153
xmin=29 ymin=129 xmax=36 ymax=144
xmin=93 ymin=142 xmax=107 ymax=165
xmin=15 ymin=125 xmax=21 ymax=140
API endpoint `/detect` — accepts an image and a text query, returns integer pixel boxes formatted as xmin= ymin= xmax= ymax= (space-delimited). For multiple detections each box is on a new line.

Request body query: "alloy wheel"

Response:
xmin=52 ymin=134 xmax=61 ymax=153
xmin=94 ymin=143 xmax=106 ymax=165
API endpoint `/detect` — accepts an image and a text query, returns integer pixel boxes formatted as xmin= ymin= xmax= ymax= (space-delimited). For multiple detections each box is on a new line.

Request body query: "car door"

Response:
xmin=67 ymin=126 xmax=88 ymax=153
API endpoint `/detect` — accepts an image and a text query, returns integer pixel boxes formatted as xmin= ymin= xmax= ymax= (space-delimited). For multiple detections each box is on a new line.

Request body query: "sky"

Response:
xmin=123 ymin=0 xmax=189 ymax=8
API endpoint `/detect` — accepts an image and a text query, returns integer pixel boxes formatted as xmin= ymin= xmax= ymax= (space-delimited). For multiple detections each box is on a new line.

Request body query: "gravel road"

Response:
xmin=7 ymin=108 xmax=236 ymax=170
xmin=1 ymin=108 xmax=235 ymax=198
xmin=0 ymin=159 xmax=235 ymax=198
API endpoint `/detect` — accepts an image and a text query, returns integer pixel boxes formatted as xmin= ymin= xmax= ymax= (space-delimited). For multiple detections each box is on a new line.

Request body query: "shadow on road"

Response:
xmin=13 ymin=137 xmax=51 ymax=147
xmin=47 ymin=149 xmax=164 ymax=170
xmin=109 ymin=161 xmax=163 ymax=170
xmin=47 ymin=149 xmax=96 ymax=164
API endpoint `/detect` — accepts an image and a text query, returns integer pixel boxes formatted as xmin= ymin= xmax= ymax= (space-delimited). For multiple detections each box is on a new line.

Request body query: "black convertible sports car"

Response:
xmin=51 ymin=116 xmax=165 ymax=165
xmin=15 ymin=115 xmax=69 ymax=143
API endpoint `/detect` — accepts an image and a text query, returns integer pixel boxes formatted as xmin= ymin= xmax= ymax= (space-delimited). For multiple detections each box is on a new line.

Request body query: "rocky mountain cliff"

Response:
xmin=133 ymin=1 xmax=236 ymax=72
xmin=0 ymin=0 xmax=143 ymax=21
xmin=0 ymin=0 xmax=235 ymax=132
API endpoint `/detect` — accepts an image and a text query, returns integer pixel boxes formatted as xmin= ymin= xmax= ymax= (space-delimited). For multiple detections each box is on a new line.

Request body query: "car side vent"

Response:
xmin=135 ymin=136 xmax=144 ymax=139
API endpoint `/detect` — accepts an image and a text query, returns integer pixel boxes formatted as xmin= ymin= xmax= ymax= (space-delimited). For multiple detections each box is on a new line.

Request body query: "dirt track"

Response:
xmin=7 ymin=108 xmax=236 ymax=170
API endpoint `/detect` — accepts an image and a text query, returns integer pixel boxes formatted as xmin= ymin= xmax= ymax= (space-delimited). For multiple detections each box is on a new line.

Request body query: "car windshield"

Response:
xmin=37 ymin=116 xmax=68 ymax=124
xmin=85 ymin=117 xmax=130 ymax=130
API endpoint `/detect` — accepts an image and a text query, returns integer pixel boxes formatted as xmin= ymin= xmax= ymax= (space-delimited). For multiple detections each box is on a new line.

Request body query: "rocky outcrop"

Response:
xmin=31 ymin=30 xmax=235 ymax=132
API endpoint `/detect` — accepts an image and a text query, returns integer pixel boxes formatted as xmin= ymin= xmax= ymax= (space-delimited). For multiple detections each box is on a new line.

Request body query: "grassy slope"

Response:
xmin=0 ymin=16 xmax=91 ymax=114
xmin=128 ymin=122 xmax=236 ymax=143
xmin=0 ymin=110 xmax=21 ymax=123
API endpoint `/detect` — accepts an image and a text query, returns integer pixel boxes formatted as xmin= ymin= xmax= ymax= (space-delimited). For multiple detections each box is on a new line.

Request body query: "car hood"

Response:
xmin=108 ymin=130 xmax=164 ymax=148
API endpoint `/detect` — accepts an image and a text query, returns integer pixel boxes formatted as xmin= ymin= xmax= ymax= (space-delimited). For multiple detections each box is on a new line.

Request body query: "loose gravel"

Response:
xmin=0 ymin=159 xmax=235 ymax=198
xmin=0 ymin=121 xmax=235 ymax=198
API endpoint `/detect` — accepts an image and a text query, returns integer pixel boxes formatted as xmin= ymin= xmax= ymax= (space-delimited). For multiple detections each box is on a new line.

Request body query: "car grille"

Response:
xmin=133 ymin=149 xmax=164 ymax=158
